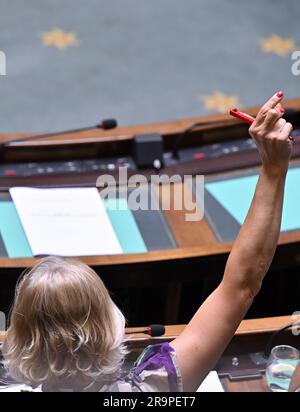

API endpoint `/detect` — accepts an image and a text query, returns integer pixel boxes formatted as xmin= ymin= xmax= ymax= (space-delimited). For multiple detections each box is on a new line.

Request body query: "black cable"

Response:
xmin=264 ymin=320 xmax=300 ymax=358
xmin=172 ymin=119 xmax=237 ymax=160
xmin=172 ymin=108 xmax=300 ymax=160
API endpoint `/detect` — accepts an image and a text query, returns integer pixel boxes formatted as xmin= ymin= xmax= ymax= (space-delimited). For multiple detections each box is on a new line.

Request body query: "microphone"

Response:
xmin=100 ymin=119 xmax=117 ymax=130
xmin=125 ymin=324 xmax=165 ymax=337
xmin=3 ymin=118 xmax=118 ymax=147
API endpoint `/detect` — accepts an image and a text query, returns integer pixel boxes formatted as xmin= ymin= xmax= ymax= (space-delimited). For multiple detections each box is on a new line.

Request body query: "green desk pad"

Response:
xmin=205 ymin=166 xmax=300 ymax=241
xmin=104 ymin=198 xmax=147 ymax=254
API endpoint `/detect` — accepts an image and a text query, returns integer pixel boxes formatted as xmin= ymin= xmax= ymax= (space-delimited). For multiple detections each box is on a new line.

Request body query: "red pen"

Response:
xmin=229 ymin=107 xmax=294 ymax=142
xmin=229 ymin=108 xmax=255 ymax=124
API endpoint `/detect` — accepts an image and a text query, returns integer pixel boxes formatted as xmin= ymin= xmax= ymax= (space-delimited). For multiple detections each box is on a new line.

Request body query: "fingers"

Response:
xmin=263 ymin=106 xmax=284 ymax=129
xmin=275 ymin=118 xmax=287 ymax=132
xmin=280 ymin=122 xmax=293 ymax=139
xmin=250 ymin=91 xmax=293 ymax=144
xmin=255 ymin=92 xmax=284 ymax=125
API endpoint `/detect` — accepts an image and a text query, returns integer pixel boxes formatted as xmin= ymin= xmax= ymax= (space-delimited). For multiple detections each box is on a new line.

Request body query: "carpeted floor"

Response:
xmin=0 ymin=0 xmax=299 ymax=133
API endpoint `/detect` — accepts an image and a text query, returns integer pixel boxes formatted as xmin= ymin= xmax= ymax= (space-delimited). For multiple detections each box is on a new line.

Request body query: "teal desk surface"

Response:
xmin=205 ymin=166 xmax=300 ymax=238
xmin=0 ymin=202 xmax=32 ymax=258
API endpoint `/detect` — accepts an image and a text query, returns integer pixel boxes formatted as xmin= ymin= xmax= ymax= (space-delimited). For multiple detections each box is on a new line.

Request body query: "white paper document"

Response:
xmin=0 ymin=384 xmax=41 ymax=392
xmin=10 ymin=187 xmax=122 ymax=257
xmin=197 ymin=371 xmax=224 ymax=392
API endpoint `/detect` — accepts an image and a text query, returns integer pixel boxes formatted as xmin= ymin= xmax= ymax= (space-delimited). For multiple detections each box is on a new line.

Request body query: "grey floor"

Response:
xmin=0 ymin=0 xmax=299 ymax=133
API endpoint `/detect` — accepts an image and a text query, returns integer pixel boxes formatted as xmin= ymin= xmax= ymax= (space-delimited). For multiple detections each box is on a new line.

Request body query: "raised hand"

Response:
xmin=249 ymin=92 xmax=293 ymax=174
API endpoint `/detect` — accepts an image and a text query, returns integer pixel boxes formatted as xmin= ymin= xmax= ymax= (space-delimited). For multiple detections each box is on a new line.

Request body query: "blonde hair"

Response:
xmin=2 ymin=256 xmax=127 ymax=390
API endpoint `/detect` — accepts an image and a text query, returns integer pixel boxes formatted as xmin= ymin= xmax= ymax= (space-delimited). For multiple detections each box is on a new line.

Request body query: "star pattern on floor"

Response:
xmin=260 ymin=34 xmax=296 ymax=56
xmin=201 ymin=92 xmax=240 ymax=113
xmin=41 ymin=28 xmax=79 ymax=50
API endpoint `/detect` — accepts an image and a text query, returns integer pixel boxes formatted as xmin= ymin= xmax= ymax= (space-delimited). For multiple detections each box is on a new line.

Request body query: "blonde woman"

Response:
xmin=1 ymin=92 xmax=293 ymax=391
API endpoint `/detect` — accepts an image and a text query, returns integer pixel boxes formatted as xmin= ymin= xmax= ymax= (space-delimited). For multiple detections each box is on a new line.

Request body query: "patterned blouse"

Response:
xmin=104 ymin=342 xmax=183 ymax=392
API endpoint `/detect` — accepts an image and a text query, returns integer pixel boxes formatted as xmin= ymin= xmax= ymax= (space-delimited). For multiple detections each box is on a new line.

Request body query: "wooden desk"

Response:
xmin=1 ymin=315 xmax=297 ymax=391
xmin=0 ymin=98 xmax=300 ymax=324
xmin=2 ymin=315 xmax=293 ymax=344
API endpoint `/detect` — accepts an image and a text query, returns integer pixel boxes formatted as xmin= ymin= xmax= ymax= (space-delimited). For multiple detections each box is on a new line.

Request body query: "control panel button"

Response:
xmin=4 ymin=170 xmax=17 ymax=176
xmin=194 ymin=153 xmax=205 ymax=159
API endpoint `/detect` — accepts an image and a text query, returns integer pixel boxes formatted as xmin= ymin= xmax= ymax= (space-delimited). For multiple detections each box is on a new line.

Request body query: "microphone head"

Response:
xmin=99 ymin=119 xmax=118 ymax=130
xmin=148 ymin=324 xmax=165 ymax=337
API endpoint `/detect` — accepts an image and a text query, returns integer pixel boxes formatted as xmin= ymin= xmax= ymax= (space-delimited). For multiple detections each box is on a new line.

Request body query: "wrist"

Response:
xmin=261 ymin=163 xmax=288 ymax=179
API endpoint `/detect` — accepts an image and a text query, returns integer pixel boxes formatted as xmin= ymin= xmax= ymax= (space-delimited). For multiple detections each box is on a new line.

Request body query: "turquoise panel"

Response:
xmin=104 ymin=198 xmax=147 ymax=253
xmin=0 ymin=202 xmax=33 ymax=258
xmin=206 ymin=167 xmax=300 ymax=232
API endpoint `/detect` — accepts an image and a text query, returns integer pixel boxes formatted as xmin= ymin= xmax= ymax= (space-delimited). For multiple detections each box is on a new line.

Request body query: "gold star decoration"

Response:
xmin=201 ymin=92 xmax=240 ymax=113
xmin=260 ymin=35 xmax=296 ymax=56
xmin=41 ymin=28 xmax=79 ymax=50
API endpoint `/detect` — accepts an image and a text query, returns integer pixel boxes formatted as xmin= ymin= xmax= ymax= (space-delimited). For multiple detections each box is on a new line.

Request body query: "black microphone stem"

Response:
xmin=3 ymin=120 xmax=118 ymax=147
xmin=5 ymin=126 xmax=97 ymax=146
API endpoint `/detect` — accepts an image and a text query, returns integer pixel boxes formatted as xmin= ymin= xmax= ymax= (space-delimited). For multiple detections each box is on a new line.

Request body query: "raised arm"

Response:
xmin=289 ymin=363 xmax=300 ymax=392
xmin=170 ymin=92 xmax=293 ymax=391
